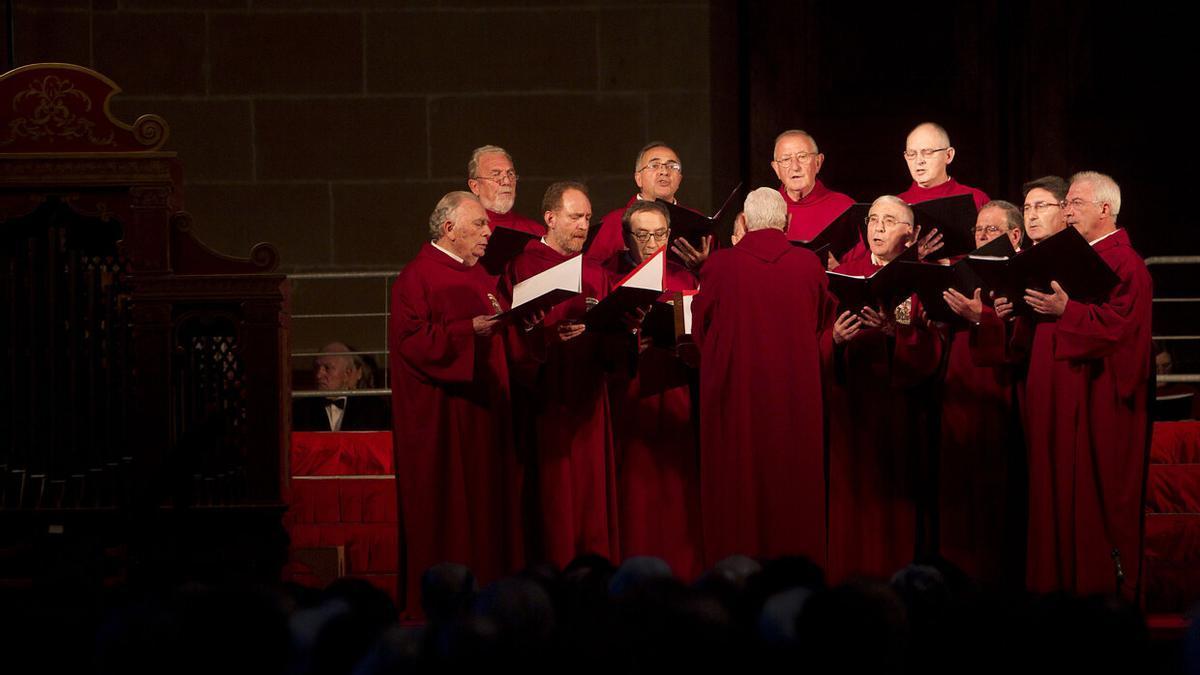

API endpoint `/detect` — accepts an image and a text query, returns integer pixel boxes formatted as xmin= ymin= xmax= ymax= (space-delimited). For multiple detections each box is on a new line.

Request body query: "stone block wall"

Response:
xmin=10 ymin=0 xmax=714 ymax=358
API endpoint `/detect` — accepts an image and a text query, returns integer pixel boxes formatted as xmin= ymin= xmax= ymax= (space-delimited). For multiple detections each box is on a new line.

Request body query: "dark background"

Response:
xmin=719 ymin=0 xmax=1195 ymax=257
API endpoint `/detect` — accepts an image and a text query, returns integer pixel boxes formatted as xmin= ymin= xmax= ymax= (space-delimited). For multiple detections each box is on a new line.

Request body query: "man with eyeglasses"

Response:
xmin=936 ymin=200 xmax=1027 ymax=587
xmin=500 ymin=181 xmax=623 ymax=569
xmin=389 ymin=191 xmax=527 ymax=617
xmin=899 ymin=122 xmax=990 ymax=210
xmin=466 ymin=144 xmax=544 ymax=236
xmin=692 ymin=187 xmax=834 ymax=568
xmin=824 ymin=195 xmax=944 ymax=581
xmin=603 ymin=200 xmax=703 ymax=579
xmin=1010 ymin=171 xmax=1152 ymax=601
xmin=771 ymin=129 xmax=860 ymax=266
xmin=1020 ymin=175 xmax=1069 ymax=245
xmin=586 ymin=141 xmax=710 ymax=268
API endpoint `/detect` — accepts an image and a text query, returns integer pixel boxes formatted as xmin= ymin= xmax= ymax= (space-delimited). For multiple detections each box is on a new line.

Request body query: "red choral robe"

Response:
xmin=824 ymin=255 xmax=944 ymax=581
xmin=779 ymin=181 xmax=868 ymax=266
xmin=936 ymin=303 xmax=1025 ymax=586
xmin=604 ymin=254 xmax=703 ymax=580
xmin=487 ymin=208 xmax=545 ymax=237
xmin=898 ymin=177 xmax=990 ymax=211
xmin=1014 ymin=228 xmax=1152 ymax=599
xmin=389 ymin=243 xmax=524 ymax=617
xmin=501 ymin=241 xmax=621 ymax=568
xmin=586 ymin=195 xmax=640 ymax=264
xmin=692 ymin=228 xmax=835 ymax=567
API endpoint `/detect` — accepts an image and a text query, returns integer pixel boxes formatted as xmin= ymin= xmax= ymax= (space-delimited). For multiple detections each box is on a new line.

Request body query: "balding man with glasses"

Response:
xmin=587 ymin=141 xmax=711 ymax=268
xmin=466 ymin=144 xmax=544 ymax=237
xmin=898 ymin=122 xmax=990 ymax=210
xmin=771 ymin=129 xmax=861 ymax=267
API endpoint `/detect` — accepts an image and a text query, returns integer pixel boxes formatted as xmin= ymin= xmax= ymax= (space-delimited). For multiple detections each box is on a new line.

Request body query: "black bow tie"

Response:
xmin=325 ymin=397 xmax=347 ymax=410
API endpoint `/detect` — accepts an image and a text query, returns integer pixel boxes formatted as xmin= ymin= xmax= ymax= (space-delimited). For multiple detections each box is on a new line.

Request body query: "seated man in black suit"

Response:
xmin=293 ymin=341 xmax=391 ymax=431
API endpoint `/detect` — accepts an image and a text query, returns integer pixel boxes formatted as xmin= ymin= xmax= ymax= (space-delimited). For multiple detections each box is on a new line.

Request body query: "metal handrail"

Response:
xmin=288 ymin=270 xmax=398 ymax=397
xmin=292 ymin=388 xmax=391 ymax=398
xmin=283 ymin=255 xmax=1200 ymax=397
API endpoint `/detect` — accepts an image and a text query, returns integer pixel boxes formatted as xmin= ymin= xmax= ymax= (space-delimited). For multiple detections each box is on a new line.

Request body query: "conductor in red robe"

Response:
xmin=770 ymin=129 xmax=860 ymax=268
xmin=604 ymin=200 xmax=703 ymax=580
xmin=466 ymin=144 xmax=544 ymax=236
xmin=501 ymin=181 xmax=621 ymax=569
xmin=938 ymin=200 xmax=1027 ymax=586
xmin=1003 ymin=171 xmax=1152 ymax=599
xmin=389 ymin=191 xmax=524 ymax=617
xmin=586 ymin=142 xmax=710 ymax=269
xmin=898 ymin=122 xmax=990 ymax=210
xmin=692 ymin=187 xmax=835 ymax=567
xmin=824 ymin=196 xmax=944 ymax=581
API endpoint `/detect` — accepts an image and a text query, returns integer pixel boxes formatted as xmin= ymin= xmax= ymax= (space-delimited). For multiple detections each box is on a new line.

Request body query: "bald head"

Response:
xmin=314 ymin=341 xmax=362 ymax=392
xmin=904 ymin=122 xmax=955 ymax=188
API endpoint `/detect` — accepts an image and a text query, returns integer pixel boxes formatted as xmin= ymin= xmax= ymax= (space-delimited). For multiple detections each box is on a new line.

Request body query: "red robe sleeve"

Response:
xmin=969 ymin=305 xmax=1012 ymax=367
xmin=1053 ymin=254 xmax=1152 ymax=398
xmin=391 ymin=272 xmax=477 ymax=385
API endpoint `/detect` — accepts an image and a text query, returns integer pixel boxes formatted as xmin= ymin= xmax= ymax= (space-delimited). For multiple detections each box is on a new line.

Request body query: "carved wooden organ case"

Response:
xmin=0 ymin=63 xmax=289 ymax=513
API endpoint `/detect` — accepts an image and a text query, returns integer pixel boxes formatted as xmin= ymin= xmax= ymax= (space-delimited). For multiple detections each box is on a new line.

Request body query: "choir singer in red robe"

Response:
xmin=938 ymin=201 xmax=1027 ymax=586
xmin=389 ymin=191 xmax=525 ymax=617
xmin=587 ymin=142 xmax=710 ymax=269
xmin=898 ymin=122 xmax=990 ymax=210
xmin=1007 ymin=171 xmax=1152 ymax=600
xmin=604 ymin=200 xmax=703 ymax=580
xmin=501 ymin=181 xmax=622 ymax=569
xmin=691 ymin=187 xmax=835 ymax=567
xmin=466 ymin=144 xmax=544 ymax=236
xmin=824 ymin=196 xmax=944 ymax=581
xmin=770 ymin=129 xmax=859 ymax=268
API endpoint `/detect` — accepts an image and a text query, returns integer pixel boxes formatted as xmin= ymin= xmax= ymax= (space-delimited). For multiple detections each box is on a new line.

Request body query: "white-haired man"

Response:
xmin=823 ymin=195 xmax=944 ymax=582
xmin=466 ymin=144 xmax=544 ymax=236
xmin=1015 ymin=171 xmax=1152 ymax=600
xmin=389 ymin=191 xmax=524 ymax=618
xmin=691 ymin=187 xmax=834 ymax=566
xmin=293 ymin=341 xmax=390 ymax=431
xmin=770 ymin=129 xmax=861 ymax=265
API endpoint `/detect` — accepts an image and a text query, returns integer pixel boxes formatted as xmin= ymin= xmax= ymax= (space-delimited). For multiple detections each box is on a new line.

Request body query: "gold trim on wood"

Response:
xmin=0 ymin=63 xmax=170 ymax=152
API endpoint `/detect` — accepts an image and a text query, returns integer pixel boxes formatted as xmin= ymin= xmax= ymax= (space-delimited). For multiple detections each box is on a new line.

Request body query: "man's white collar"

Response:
xmin=1089 ymin=229 xmax=1119 ymax=246
xmin=432 ymin=241 xmax=464 ymax=263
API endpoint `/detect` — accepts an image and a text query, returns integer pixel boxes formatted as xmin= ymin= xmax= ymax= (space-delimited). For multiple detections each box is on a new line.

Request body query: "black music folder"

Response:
xmin=478 ymin=226 xmax=538 ymax=277
xmin=908 ymin=193 xmax=979 ymax=259
xmin=582 ymin=249 xmax=665 ymax=333
xmin=657 ymin=183 xmax=744 ymax=262
xmin=793 ymin=202 xmax=871 ymax=260
xmin=962 ymin=226 xmax=1120 ymax=313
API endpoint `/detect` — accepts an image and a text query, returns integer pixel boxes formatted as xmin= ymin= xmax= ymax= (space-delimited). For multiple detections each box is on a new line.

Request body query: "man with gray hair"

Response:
xmin=936 ymin=199 xmax=1027 ymax=587
xmin=823 ymin=194 xmax=944 ymax=582
xmin=1016 ymin=170 xmax=1152 ymax=600
xmin=770 ymin=129 xmax=860 ymax=265
xmin=691 ymin=187 xmax=835 ymax=567
xmin=466 ymin=144 xmax=544 ymax=236
xmin=388 ymin=190 xmax=525 ymax=618
xmin=293 ymin=341 xmax=390 ymax=431
xmin=586 ymin=141 xmax=710 ymax=268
